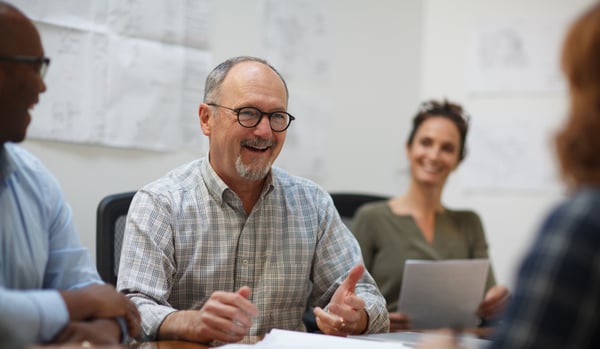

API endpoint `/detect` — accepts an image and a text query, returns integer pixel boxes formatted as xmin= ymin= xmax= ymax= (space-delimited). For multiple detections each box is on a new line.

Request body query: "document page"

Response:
xmin=353 ymin=331 xmax=492 ymax=349
xmin=398 ymin=259 xmax=490 ymax=329
xmin=221 ymin=329 xmax=410 ymax=349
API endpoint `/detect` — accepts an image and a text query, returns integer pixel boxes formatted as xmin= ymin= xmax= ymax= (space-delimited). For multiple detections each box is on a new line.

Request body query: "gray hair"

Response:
xmin=203 ymin=56 xmax=289 ymax=104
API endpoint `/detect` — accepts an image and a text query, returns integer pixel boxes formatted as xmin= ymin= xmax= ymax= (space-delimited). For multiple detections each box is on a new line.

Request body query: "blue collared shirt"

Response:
xmin=0 ymin=143 xmax=101 ymax=344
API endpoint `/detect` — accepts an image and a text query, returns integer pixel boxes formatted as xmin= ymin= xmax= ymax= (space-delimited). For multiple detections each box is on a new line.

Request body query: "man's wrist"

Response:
xmin=357 ymin=309 xmax=369 ymax=334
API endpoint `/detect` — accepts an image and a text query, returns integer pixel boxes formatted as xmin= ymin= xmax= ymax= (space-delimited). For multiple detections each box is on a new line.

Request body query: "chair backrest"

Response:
xmin=330 ymin=192 xmax=389 ymax=228
xmin=96 ymin=191 xmax=136 ymax=285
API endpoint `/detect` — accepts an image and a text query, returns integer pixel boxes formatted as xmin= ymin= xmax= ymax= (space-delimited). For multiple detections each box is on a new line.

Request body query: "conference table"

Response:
xmin=36 ymin=341 xmax=209 ymax=349
xmin=132 ymin=341 xmax=208 ymax=349
xmin=37 ymin=327 xmax=493 ymax=349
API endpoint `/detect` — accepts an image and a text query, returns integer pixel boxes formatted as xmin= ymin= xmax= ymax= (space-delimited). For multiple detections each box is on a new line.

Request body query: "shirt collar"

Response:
xmin=200 ymin=157 xmax=229 ymax=206
xmin=0 ymin=143 xmax=17 ymax=182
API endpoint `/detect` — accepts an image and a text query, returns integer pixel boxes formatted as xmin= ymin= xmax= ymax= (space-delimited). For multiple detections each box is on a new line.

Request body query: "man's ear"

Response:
xmin=199 ymin=103 xmax=211 ymax=136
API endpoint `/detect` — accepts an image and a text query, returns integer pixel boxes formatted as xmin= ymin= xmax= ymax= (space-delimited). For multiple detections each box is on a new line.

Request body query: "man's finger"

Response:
xmin=343 ymin=294 xmax=366 ymax=310
xmin=314 ymin=306 xmax=345 ymax=335
xmin=236 ymin=286 xmax=252 ymax=299
xmin=340 ymin=264 xmax=365 ymax=294
xmin=230 ymin=287 xmax=258 ymax=317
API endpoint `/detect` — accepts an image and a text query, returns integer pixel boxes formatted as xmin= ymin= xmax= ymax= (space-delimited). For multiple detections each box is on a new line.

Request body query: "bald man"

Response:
xmin=117 ymin=56 xmax=389 ymax=345
xmin=0 ymin=2 xmax=140 ymax=346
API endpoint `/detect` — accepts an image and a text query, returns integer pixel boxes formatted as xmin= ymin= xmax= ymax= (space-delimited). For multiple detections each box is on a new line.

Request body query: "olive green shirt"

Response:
xmin=352 ymin=201 xmax=496 ymax=312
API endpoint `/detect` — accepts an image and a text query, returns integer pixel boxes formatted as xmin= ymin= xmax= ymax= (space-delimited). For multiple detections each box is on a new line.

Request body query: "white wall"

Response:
xmin=19 ymin=0 xmax=594 ymax=288
xmin=420 ymin=0 xmax=594 ymax=287
xmin=21 ymin=0 xmax=422 ymax=266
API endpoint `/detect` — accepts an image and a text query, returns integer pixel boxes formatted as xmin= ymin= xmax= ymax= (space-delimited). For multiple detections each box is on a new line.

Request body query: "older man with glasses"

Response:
xmin=117 ymin=56 xmax=389 ymax=345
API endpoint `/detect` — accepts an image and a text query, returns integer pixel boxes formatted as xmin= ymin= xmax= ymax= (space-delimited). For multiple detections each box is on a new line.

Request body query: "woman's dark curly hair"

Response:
xmin=407 ymin=99 xmax=470 ymax=163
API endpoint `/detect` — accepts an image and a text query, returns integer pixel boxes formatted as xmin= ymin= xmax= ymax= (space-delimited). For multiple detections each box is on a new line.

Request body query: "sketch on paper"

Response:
xmin=260 ymin=0 xmax=332 ymax=83
xmin=459 ymin=112 xmax=561 ymax=192
xmin=465 ymin=16 xmax=568 ymax=94
xmin=17 ymin=0 xmax=212 ymax=152
xmin=258 ymin=0 xmax=331 ymax=181
xmin=18 ymin=0 xmax=326 ymax=165
xmin=478 ymin=28 xmax=527 ymax=69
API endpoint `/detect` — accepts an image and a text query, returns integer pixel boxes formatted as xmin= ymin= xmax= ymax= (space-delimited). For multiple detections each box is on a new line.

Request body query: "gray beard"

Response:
xmin=235 ymin=156 xmax=270 ymax=181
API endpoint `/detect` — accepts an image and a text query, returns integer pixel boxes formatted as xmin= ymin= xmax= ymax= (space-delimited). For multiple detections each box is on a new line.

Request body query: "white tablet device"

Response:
xmin=397 ymin=259 xmax=490 ymax=329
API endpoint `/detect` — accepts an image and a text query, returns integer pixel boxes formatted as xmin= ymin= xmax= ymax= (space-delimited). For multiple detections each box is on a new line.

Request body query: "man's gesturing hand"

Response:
xmin=314 ymin=264 xmax=369 ymax=336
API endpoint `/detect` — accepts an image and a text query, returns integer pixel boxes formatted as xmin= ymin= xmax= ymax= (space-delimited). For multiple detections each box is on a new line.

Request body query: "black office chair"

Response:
xmin=330 ymin=192 xmax=389 ymax=228
xmin=96 ymin=191 xmax=136 ymax=285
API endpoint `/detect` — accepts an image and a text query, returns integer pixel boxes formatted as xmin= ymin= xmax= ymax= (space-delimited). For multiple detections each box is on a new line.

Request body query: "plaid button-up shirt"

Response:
xmin=117 ymin=157 xmax=389 ymax=342
xmin=490 ymin=187 xmax=600 ymax=349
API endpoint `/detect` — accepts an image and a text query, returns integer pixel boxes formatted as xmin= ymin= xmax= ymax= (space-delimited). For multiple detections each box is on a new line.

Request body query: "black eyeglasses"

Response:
xmin=0 ymin=55 xmax=51 ymax=79
xmin=207 ymin=103 xmax=295 ymax=132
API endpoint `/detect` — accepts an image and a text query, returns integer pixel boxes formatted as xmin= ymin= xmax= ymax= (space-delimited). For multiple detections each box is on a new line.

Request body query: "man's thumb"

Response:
xmin=342 ymin=264 xmax=365 ymax=293
xmin=237 ymin=286 xmax=252 ymax=299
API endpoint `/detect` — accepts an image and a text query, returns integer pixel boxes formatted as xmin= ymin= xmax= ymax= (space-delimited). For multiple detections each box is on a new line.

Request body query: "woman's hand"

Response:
xmin=389 ymin=311 xmax=411 ymax=332
xmin=415 ymin=329 xmax=458 ymax=349
xmin=477 ymin=285 xmax=511 ymax=320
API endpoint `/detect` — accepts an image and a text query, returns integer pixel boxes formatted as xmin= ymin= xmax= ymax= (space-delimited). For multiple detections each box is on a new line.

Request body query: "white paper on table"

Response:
xmin=353 ymin=331 xmax=492 ymax=349
xmin=398 ymin=259 xmax=489 ymax=329
xmin=219 ymin=329 xmax=410 ymax=349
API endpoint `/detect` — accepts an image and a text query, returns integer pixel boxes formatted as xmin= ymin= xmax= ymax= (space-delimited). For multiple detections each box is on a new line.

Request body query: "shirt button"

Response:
xmin=242 ymin=260 xmax=249 ymax=266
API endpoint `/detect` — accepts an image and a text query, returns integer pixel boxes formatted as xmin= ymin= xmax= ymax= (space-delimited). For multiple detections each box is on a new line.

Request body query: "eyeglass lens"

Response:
xmin=237 ymin=107 xmax=292 ymax=131
xmin=39 ymin=61 xmax=49 ymax=78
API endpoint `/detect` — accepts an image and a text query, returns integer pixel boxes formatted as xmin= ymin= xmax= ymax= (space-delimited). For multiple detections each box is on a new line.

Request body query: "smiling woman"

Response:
xmin=351 ymin=99 xmax=511 ymax=332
